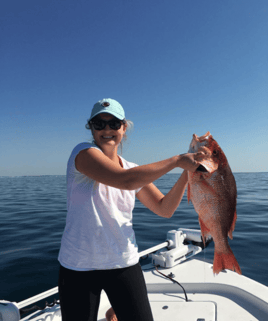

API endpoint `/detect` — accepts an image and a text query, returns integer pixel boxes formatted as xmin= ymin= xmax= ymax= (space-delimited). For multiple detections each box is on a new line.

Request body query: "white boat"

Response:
xmin=1 ymin=228 xmax=268 ymax=321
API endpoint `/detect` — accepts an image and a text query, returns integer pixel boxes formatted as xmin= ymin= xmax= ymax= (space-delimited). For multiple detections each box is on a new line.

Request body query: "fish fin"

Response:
xmin=228 ymin=210 xmax=237 ymax=240
xmin=187 ymin=183 xmax=191 ymax=203
xmin=213 ymin=246 xmax=242 ymax=275
xmin=198 ymin=218 xmax=210 ymax=246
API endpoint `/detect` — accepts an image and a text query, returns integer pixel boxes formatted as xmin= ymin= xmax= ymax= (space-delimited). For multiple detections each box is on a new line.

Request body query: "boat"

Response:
xmin=1 ymin=228 xmax=268 ymax=321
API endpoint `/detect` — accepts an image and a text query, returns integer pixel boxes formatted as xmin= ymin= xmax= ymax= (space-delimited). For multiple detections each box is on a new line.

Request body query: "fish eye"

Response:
xmin=212 ymin=150 xmax=218 ymax=156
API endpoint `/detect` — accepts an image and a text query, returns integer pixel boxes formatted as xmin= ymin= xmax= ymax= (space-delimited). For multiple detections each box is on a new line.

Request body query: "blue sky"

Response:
xmin=1 ymin=0 xmax=267 ymax=176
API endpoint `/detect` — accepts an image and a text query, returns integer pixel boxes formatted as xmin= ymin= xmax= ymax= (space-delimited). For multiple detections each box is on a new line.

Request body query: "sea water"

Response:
xmin=0 ymin=173 xmax=267 ymax=303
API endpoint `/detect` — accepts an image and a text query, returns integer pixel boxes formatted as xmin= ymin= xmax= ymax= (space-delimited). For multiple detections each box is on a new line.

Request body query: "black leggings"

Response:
xmin=58 ymin=263 xmax=154 ymax=321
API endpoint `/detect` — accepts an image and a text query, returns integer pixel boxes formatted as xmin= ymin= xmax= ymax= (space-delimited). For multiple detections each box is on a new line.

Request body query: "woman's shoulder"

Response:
xmin=67 ymin=142 xmax=102 ymax=170
xmin=119 ymin=155 xmax=139 ymax=169
xmin=71 ymin=142 xmax=102 ymax=157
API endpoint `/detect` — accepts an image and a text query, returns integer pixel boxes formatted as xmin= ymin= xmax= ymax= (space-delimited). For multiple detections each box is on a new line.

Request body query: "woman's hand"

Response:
xmin=176 ymin=152 xmax=205 ymax=172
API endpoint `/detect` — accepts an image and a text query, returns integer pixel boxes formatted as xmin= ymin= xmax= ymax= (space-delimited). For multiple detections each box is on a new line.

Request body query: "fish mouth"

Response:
xmin=196 ymin=164 xmax=208 ymax=172
xmin=190 ymin=132 xmax=218 ymax=174
xmin=193 ymin=131 xmax=211 ymax=142
xmin=189 ymin=132 xmax=211 ymax=153
xmin=197 ymin=161 xmax=218 ymax=173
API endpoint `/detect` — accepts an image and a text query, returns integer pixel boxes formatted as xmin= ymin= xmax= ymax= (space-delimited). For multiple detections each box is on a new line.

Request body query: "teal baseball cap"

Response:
xmin=89 ymin=98 xmax=125 ymax=121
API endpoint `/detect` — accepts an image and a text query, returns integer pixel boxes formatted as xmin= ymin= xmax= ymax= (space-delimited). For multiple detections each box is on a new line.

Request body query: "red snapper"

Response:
xmin=187 ymin=132 xmax=241 ymax=275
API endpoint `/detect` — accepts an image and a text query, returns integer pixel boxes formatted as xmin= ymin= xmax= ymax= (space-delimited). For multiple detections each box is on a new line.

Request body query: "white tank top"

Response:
xmin=58 ymin=142 xmax=141 ymax=271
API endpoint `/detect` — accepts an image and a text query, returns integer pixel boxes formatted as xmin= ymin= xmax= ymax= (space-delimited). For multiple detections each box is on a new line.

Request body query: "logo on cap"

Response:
xmin=102 ymin=102 xmax=110 ymax=107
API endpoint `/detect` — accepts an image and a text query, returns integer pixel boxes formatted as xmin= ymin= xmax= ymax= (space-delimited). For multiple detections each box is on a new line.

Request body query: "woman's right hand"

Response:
xmin=176 ymin=152 xmax=205 ymax=172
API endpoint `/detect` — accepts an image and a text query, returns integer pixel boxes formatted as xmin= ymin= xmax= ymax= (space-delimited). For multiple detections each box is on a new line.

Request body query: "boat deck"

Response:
xmin=17 ymin=252 xmax=268 ymax=321
xmin=96 ymin=258 xmax=268 ymax=321
xmin=19 ymin=258 xmax=268 ymax=321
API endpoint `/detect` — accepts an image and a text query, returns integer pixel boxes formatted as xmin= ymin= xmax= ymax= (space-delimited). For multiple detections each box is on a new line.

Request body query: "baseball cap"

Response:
xmin=89 ymin=98 xmax=125 ymax=121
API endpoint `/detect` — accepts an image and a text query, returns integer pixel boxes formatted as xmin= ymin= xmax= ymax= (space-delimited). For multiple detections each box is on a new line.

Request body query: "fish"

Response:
xmin=187 ymin=132 xmax=241 ymax=275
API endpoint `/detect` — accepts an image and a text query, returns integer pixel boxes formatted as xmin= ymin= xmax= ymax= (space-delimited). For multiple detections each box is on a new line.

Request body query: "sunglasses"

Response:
xmin=90 ymin=118 xmax=125 ymax=131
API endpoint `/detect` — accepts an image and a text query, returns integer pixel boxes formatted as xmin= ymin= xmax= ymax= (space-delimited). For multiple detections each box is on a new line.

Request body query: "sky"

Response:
xmin=1 ymin=0 xmax=268 ymax=176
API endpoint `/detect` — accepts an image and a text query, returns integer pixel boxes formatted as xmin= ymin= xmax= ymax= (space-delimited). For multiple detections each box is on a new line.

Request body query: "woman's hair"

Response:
xmin=85 ymin=119 xmax=134 ymax=154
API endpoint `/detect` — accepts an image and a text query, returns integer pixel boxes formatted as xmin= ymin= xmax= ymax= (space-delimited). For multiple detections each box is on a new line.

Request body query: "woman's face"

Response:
xmin=92 ymin=113 xmax=127 ymax=151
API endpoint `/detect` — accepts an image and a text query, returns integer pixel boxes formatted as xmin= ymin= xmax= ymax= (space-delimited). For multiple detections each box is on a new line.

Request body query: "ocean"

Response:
xmin=1 ymin=173 xmax=268 ymax=304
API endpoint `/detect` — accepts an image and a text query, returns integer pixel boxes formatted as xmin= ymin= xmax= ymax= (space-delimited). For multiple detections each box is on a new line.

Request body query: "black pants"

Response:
xmin=58 ymin=263 xmax=154 ymax=321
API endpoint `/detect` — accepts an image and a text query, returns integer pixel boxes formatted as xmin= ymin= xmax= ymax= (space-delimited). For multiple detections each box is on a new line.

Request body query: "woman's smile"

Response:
xmin=92 ymin=113 xmax=126 ymax=151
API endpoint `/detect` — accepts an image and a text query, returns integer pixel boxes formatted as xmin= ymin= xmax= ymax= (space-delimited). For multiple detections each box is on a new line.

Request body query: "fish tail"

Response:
xmin=213 ymin=246 xmax=242 ymax=275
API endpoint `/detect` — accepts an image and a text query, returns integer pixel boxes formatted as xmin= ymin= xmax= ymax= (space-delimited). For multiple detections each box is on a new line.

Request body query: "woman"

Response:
xmin=58 ymin=98 xmax=203 ymax=321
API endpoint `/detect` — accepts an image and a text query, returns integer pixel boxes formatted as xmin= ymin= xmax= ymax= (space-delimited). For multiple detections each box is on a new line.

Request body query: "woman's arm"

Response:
xmin=136 ymin=170 xmax=188 ymax=218
xmin=75 ymin=148 xmax=200 ymax=191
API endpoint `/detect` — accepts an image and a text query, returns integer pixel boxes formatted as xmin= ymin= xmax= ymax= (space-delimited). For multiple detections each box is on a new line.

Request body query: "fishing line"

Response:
xmin=154 ymin=265 xmax=189 ymax=302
